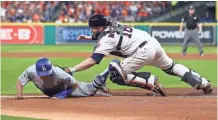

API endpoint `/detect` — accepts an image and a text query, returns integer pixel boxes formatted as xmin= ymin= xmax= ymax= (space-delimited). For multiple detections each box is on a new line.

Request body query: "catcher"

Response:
xmin=14 ymin=57 xmax=110 ymax=100
xmin=65 ymin=14 xmax=212 ymax=95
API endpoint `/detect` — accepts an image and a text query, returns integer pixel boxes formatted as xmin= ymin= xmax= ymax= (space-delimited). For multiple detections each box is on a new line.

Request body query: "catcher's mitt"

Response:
xmin=55 ymin=65 xmax=73 ymax=76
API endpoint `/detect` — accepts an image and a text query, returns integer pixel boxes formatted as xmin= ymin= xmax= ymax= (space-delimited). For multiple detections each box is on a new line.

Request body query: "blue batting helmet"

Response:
xmin=35 ymin=57 xmax=52 ymax=76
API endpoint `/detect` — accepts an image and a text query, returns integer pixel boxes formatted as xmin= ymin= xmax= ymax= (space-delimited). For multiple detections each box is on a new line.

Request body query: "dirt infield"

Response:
xmin=1 ymin=52 xmax=217 ymax=60
xmin=1 ymin=88 xmax=217 ymax=120
xmin=1 ymin=52 xmax=217 ymax=119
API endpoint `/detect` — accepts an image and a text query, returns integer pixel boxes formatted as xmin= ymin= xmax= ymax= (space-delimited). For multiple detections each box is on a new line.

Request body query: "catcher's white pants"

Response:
xmin=120 ymin=37 xmax=173 ymax=73
xmin=120 ymin=37 xmax=209 ymax=89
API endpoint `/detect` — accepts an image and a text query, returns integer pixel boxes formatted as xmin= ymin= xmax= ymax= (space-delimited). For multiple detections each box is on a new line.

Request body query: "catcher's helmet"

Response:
xmin=88 ymin=14 xmax=108 ymax=27
xmin=36 ymin=57 xmax=52 ymax=76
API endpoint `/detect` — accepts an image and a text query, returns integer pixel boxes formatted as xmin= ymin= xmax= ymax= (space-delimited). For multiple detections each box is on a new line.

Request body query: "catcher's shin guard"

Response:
xmin=182 ymin=72 xmax=202 ymax=89
xmin=182 ymin=69 xmax=207 ymax=88
xmin=108 ymin=59 xmax=166 ymax=96
xmin=182 ymin=69 xmax=213 ymax=94
xmin=128 ymin=72 xmax=154 ymax=90
xmin=128 ymin=73 xmax=166 ymax=96
xmin=109 ymin=68 xmax=166 ymax=96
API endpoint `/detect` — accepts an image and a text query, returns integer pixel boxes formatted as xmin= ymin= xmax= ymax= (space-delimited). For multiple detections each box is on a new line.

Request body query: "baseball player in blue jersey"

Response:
xmin=14 ymin=57 xmax=110 ymax=100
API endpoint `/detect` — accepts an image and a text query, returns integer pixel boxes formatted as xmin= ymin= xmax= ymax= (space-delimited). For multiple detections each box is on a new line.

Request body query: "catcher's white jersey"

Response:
xmin=94 ymin=25 xmax=173 ymax=74
xmin=94 ymin=27 xmax=152 ymax=56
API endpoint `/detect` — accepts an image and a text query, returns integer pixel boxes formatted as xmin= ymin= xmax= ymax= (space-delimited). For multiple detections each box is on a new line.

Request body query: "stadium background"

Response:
xmin=1 ymin=1 xmax=217 ymax=120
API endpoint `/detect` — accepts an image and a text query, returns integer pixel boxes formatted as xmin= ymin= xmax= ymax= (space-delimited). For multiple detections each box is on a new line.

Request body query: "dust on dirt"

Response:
xmin=1 ymin=88 xmax=217 ymax=120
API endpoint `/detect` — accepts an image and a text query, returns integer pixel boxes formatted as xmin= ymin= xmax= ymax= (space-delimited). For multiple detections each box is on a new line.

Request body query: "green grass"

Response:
xmin=1 ymin=45 xmax=217 ymax=53
xmin=1 ymin=115 xmax=44 ymax=120
xmin=1 ymin=57 xmax=217 ymax=94
xmin=1 ymin=45 xmax=94 ymax=52
xmin=1 ymin=45 xmax=217 ymax=94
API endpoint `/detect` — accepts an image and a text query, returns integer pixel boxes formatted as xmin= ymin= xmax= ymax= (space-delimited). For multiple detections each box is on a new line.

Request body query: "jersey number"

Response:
xmin=108 ymin=27 xmax=133 ymax=38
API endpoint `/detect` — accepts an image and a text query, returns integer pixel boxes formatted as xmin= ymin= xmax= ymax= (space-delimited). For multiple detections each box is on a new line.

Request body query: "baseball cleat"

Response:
xmin=152 ymin=78 xmax=166 ymax=96
xmin=146 ymin=92 xmax=156 ymax=96
xmin=95 ymin=89 xmax=112 ymax=97
xmin=99 ymin=83 xmax=110 ymax=94
xmin=202 ymin=82 xmax=213 ymax=95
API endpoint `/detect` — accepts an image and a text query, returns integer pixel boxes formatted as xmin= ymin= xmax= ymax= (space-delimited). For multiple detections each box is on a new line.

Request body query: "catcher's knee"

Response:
xmin=109 ymin=59 xmax=127 ymax=83
xmin=108 ymin=59 xmax=126 ymax=85
xmin=109 ymin=70 xmax=126 ymax=85
xmin=162 ymin=62 xmax=177 ymax=76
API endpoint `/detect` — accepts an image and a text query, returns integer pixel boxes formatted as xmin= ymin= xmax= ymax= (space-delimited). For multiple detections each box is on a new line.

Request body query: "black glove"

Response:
xmin=55 ymin=65 xmax=73 ymax=76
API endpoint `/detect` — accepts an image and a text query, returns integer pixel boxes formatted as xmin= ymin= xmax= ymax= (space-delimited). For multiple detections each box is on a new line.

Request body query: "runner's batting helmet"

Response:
xmin=36 ymin=57 xmax=52 ymax=76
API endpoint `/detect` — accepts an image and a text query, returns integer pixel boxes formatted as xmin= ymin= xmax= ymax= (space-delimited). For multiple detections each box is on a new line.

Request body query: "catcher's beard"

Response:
xmin=91 ymin=26 xmax=105 ymax=39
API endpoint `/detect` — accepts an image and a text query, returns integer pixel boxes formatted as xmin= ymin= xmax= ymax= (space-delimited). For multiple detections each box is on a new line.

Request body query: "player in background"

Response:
xmin=65 ymin=14 xmax=212 ymax=95
xmin=14 ymin=57 xmax=110 ymax=100
xmin=179 ymin=6 xmax=204 ymax=56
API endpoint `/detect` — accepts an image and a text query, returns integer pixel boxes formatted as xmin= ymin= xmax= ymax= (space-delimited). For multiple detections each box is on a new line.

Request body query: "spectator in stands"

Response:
xmin=1 ymin=1 xmax=216 ymax=23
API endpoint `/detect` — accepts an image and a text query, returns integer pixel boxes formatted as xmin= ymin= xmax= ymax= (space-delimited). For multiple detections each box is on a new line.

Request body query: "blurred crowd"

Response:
xmin=1 ymin=1 xmax=59 ymax=22
xmin=0 ymin=1 xmax=175 ymax=23
xmin=0 ymin=1 xmax=216 ymax=23
xmin=56 ymin=1 xmax=173 ymax=23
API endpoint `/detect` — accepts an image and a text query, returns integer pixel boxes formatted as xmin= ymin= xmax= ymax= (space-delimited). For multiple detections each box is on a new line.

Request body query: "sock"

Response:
xmin=87 ymin=83 xmax=99 ymax=95
xmin=92 ymin=67 xmax=109 ymax=89
xmin=100 ymin=67 xmax=109 ymax=79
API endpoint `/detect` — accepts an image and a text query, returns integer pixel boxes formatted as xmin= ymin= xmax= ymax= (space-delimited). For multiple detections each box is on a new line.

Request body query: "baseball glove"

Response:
xmin=55 ymin=65 xmax=73 ymax=76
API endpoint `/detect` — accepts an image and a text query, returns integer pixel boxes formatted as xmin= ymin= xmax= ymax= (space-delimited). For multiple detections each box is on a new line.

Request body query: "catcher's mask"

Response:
xmin=88 ymin=14 xmax=110 ymax=40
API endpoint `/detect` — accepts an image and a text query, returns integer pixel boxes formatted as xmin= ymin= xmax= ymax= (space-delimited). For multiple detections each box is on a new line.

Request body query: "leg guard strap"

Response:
xmin=163 ymin=62 xmax=177 ymax=76
xmin=128 ymin=72 xmax=155 ymax=90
